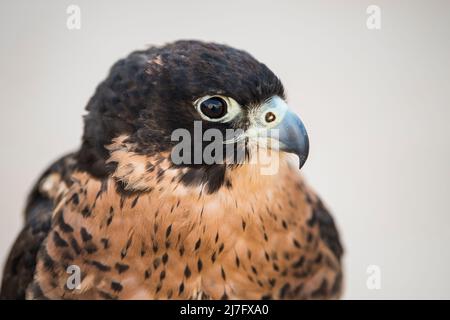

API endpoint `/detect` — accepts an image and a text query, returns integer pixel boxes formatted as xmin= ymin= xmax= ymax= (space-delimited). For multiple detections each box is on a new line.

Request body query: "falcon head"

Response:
xmin=77 ymin=40 xmax=309 ymax=192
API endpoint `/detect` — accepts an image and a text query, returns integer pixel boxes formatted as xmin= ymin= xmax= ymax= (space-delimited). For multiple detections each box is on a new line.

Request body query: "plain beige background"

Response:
xmin=1 ymin=0 xmax=449 ymax=299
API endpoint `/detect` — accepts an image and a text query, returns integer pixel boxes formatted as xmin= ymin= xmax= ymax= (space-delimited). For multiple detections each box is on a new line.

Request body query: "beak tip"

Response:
xmin=277 ymin=115 xmax=310 ymax=170
xmin=297 ymin=147 xmax=309 ymax=170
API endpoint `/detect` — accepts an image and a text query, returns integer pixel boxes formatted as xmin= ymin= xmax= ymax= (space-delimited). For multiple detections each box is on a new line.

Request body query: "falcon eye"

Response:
xmin=199 ymin=97 xmax=227 ymax=119
xmin=194 ymin=95 xmax=241 ymax=122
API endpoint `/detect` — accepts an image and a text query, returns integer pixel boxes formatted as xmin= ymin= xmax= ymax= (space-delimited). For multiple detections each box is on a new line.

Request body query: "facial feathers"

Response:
xmin=1 ymin=40 xmax=343 ymax=300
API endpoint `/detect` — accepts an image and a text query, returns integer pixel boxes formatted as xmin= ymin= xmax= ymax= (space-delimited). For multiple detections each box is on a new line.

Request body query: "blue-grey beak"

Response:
xmin=274 ymin=109 xmax=309 ymax=169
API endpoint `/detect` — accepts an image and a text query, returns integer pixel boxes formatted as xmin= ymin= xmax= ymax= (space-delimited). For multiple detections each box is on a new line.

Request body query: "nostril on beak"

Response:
xmin=265 ymin=112 xmax=276 ymax=123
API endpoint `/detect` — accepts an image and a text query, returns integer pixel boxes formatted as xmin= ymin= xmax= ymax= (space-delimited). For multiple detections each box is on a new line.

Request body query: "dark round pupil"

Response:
xmin=200 ymin=97 xmax=227 ymax=119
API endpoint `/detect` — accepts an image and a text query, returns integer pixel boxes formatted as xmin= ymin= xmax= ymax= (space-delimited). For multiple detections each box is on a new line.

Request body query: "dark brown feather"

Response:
xmin=0 ymin=154 xmax=76 ymax=299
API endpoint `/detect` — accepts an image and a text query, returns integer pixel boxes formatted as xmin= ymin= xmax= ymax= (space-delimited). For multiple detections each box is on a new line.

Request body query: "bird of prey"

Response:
xmin=0 ymin=40 xmax=343 ymax=300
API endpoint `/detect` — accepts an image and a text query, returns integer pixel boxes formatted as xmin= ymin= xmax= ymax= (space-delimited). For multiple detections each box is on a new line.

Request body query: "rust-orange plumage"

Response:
xmin=1 ymin=40 xmax=343 ymax=300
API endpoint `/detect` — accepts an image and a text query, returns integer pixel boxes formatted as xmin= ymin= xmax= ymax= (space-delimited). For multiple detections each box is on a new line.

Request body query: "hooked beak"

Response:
xmin=237 ymin=96 xmax=310 ymax=170
xmin=273 ymin=109 xmax=309 ymax=169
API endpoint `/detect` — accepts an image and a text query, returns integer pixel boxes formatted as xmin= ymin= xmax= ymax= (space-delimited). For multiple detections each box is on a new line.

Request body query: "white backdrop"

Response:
xmin=1 ymin=0 xmax=449 ymax=299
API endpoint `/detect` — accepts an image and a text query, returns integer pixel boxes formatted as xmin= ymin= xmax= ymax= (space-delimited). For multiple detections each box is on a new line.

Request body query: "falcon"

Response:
xmin=0 ymin=40 xmax=343 ymax=300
